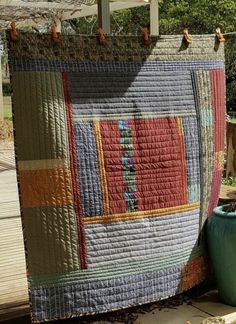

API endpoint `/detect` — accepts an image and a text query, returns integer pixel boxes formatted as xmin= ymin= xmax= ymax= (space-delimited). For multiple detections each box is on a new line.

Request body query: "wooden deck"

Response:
xmin=0 ymin=143 xmax=29 ymax=322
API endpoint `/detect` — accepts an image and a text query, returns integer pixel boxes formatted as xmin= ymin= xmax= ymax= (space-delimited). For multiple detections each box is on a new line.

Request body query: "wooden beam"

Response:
xmin=97 ymin=0 xmax=110 ymax=34
xmin=150 ymin=0 xmax=159 ymax=36
xmin=0 ymin=0 xmax=77 ymax=10
xmin=62 ymin=1 xmax=149 ymax=21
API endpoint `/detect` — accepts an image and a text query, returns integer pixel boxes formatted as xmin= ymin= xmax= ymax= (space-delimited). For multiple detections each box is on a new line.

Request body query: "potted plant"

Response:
xmin=207 ymin=201 xmax=236 ymax=306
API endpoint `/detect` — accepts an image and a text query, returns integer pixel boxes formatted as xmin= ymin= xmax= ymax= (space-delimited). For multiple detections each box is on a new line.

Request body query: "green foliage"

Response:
xmin=159 ymin=0 xmax=236 ymax=34
xmin=222 ymin=177 xmax=236 ymax=187
xmin=111 ymin=7 xmax=149 ymax=35
xmin=112 ymin=0 xmax=236 ymax=37
xmin=225 ymin=35 xmax=236 ymax=111
xmin=226 ymin=80 xmax=236 ymax=112
xmin=66 ymin=1 xmax=236 ymax=36
xmin=225 ymin=35 xmax=236 ymax=79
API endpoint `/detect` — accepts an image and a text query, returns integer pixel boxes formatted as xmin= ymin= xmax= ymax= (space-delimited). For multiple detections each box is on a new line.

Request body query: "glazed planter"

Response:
xmin=207 ymin=205 xmax=236 ymax=306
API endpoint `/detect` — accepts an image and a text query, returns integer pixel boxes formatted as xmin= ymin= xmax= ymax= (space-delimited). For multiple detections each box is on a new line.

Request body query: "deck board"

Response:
xmin=0 ymin=143 xmax=29 ymax=322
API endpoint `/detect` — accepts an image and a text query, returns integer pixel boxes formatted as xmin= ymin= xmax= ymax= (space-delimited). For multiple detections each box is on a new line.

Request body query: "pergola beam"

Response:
xmin=0 ymin=0 xmax=78 ymax=11
xmin=61 ymin=1 xmax=149 ymax=21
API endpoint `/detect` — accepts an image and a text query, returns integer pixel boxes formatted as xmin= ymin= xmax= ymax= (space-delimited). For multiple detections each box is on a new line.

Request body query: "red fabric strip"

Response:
xmin=100 ymin=121 xmax=126 ymax=214
xmin=211 ymin=69 xmax=226 ymax=152
xmin=208 ymin=69 xmax=226 ymax=216
xmin=208 ymin=170 xmax=222 ymax=215
xmin=132 ymin=118 xmax=187 ymax=211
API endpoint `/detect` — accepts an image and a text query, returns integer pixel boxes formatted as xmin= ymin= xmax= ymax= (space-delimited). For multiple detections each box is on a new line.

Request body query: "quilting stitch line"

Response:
xmin=62 ymin=72 xmax=87 ymax=269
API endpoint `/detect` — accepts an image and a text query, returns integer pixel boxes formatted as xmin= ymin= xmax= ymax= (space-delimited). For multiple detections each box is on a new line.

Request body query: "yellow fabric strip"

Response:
xmin=84 ymin=203 xmax=200 ymax=225
xmin=177 ymin=117 xmax=184 ymax=136
xmin=93 ymin=121 xmax=110 ymax=215
xmin=73 ymin=111 xmax=194 ymax=122
xmin=18 ymin=158 xmax=69 ymax=170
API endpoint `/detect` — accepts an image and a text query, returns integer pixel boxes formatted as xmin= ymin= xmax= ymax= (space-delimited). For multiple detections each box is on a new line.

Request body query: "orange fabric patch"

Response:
xmin=214 ymin=151 xmax=224 ymax=171
xmin=181 ymin=256 xmax=208 ymax=291
xmin=19 ymin=168 xmax=73 ymax=208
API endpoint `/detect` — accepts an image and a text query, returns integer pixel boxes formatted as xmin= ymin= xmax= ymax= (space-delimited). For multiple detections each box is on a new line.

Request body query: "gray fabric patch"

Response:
xmin=182 ymin=116 xmax=201 ymax=202
xmin=74 ymin=122 xmax=103 ymax=216
xmin=69 ymin=71 xmax=196 ymax=118
xmin=85 ymin=209 xmax=200 ymax=268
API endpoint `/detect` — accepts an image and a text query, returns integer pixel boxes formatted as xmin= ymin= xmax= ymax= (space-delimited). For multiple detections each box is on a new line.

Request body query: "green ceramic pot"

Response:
xmin=207 ymin=205 xmax=236 ymax=306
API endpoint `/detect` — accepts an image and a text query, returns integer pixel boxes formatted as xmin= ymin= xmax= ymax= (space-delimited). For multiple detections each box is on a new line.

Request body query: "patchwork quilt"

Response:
xmin=7 ymin=33 xmax=225 ymax=322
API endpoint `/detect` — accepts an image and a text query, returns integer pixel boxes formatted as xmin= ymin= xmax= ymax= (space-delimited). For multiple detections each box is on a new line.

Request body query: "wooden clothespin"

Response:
xmin=143 ymin=27 xmax=151 ymax=45
xmin=183 ymin=28 xmax=192 ymax=44
xmin=10 ymin=21 xmax=19 ymax=41
xmin=216 ymin=27 xmax=225 ymax=43
xmin=97 ymin=28 xmax=106 ymax=45
xmin=51 ymin=24 xmax=61 ymax=43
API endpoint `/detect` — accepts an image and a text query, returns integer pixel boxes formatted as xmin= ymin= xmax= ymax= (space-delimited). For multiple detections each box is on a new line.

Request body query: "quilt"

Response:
xmin=7 ymin=33 xmax=225 ymax=322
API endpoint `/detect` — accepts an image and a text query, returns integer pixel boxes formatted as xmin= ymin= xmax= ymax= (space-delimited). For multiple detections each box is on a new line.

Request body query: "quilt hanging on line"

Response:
xmin=7 ymin=33 xmax=225 ymax=323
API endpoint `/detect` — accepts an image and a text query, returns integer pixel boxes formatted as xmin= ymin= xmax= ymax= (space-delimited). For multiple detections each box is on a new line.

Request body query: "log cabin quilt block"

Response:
xmin=7 ymin=33 xmax=225 ymax=322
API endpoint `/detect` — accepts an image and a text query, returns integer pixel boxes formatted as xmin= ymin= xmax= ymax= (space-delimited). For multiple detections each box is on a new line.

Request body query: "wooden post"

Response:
xmin=150 ymin=0 xmax=159 ymax=36
xmin=0 ymin=54 xmax=4 ymax=120
xmin=97 ymin=0 xmax=111 ymax=34
xmin=55 ymin=16 xmax=62 ymax=33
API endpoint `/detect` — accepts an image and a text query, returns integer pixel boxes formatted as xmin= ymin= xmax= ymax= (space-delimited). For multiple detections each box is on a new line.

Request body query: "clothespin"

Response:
xmin=97 ymin=28 xmax=106 ymax=45
xmin=216 ymin=27 xmax=225 ymax=43
xmin=10 ymin=21 xmax=19 ymax=41
xmin=51 ymin=24 xmax=61 ymax=43
xmin=183 ymin=28 xmax=192 ymax=44
xmin=143 ymin=27 xmax=151 ymax=45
